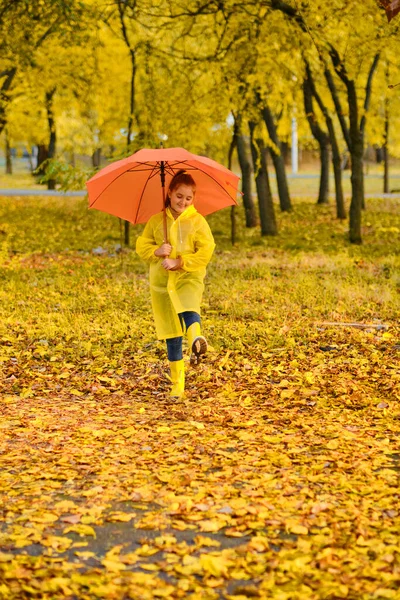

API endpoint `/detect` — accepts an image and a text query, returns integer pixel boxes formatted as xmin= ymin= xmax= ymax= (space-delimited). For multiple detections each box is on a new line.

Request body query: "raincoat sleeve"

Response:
xmin=181 ymin=218 xmax=215 ymax=273
xmin=136 ymin=219 xmax=159 ymax=263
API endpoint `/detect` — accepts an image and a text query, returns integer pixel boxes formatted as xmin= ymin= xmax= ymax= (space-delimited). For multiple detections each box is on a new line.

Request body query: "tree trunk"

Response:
xmin=329 ymin=50 xmax=379 ymax=241
xmin=227 ymin=124 xmax=238 ymax=245
xmin=230 ymin=206 xmax=236 ymax=246
xmin=123 ymin=53 xmax=136 ymax=244
xmin=236 ymin=134 xmax=257 ymax=228
xmin=249 ymin=122 xmax=277 ymax=236
xmin=127 ymin=52 xmax=136 ymax=152
xmin=45 ymin=87 xmax=57 ymax=190
xmin=36 ymin=144 xmax=49 ymax=181
xmin=331 ymin=132 xmax=346 ymax=219
xmin=349 ymin=138 xmax=364 ymax=244
xmin=260 ymin=103 xmax=291 ymax=212
xmin=305 ymin=62 xmax=346 ymax=219
xmin=25 ymin=147 xmax=34 ymax=172
xmin=124 ymin=220 xmax=130 ymax=246
xmin=360 ymin=161 xmax=365 ymax=211
xmin=318 ymin=141 xmax=330 ymax=204
xmin=92 ymin=148 xmax=101 ymax=168
xmin=383 ymin=97 xmax=389 ymax=194
xmin=303 ymin=76 xmax=330 ymax=204
xmin=5 ymin=128 xmax=12 ymax=175
xmin=0 ymin=68 xmax=17 ymax=137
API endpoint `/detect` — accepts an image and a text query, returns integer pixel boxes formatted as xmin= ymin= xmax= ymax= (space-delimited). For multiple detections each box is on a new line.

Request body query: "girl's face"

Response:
xmin=168 ymin=184 xmax=195 ymax=215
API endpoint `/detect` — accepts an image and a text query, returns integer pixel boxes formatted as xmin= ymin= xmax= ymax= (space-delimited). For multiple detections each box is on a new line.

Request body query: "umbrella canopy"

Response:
xmin=86 ymin=147 xmax=240 ymax=226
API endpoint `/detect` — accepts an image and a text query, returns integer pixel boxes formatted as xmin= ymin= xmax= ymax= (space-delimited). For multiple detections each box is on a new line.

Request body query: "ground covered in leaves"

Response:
xmin=0 ymin=196 xmax=399 ymax=599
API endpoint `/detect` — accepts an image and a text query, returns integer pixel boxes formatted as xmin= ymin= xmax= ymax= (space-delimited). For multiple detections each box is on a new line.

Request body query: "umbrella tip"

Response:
xmin=159 ymin=141 xmax=164 ymax=149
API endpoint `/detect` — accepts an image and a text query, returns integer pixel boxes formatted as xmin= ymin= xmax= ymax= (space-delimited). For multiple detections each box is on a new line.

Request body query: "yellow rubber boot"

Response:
xmin=169 ymin=359 xmax=185 ymax=398
xmin=187 ymin=322 xmax=208 ymax=366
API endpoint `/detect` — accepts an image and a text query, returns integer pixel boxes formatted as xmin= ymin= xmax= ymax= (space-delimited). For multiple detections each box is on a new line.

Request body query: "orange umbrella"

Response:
xmin=86 ymin=147 xmax=240 ymax=242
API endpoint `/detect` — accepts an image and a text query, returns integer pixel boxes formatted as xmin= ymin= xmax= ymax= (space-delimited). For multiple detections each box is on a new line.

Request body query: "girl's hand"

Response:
xmin=154 ymin=243 xmax=172 ymax=257
xmin=162 ymin=258 xmax=182 ymax=271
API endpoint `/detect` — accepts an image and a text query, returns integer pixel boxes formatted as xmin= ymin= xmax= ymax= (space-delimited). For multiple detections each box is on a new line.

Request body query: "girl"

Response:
xmin=136 ymin=170 xmax=215 ymax=398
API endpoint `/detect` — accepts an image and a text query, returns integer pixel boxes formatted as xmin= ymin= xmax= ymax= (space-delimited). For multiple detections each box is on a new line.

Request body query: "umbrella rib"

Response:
xmin=88 ymin=170 xmax=130 ymax=208
xmin=126 ymin=161 xmax=164 ymax=171
xmin=133 ymin=161 xmax=194 ymax=221
xmin=89 ymin=163 xmax=160 ymax=208
xmin=133 ymin=161 xmax=239 ymax=218
xmin=178 ymin=162 xmax=240 ymax=205
xmin=89 ymin=158 xmax=239 ymax=216
xmin=133 ymin=161 xmax=177 ymax=222
xmin=133 ymin=166 xmax=162 ymax=224
xmin=145 ymin=163 xmax=161 ymax=181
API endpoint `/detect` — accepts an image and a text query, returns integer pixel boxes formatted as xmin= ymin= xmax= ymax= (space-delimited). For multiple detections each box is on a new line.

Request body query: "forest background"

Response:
xmin=1 ymin=0 xmax=400 ymax=242
xmin=1 ymin=1 xmax=400 ymax=599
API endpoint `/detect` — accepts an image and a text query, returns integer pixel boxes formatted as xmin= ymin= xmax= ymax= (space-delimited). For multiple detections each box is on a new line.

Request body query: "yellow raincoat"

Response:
xmin=136 ymin=205 xmax=215 ymax=340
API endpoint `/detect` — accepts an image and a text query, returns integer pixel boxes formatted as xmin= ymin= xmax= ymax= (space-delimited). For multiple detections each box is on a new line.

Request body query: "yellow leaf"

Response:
xmin=153 ymin=586 xmax=176 ymax=598
xmin=278 ymin=379 xmax=291 ymax=388
xmin=194 ymin=536 xmax=221 ymax=548
xmin=190 ymin=421 xmax=205 ymax=429
xmin=373 ymin=589 xmax=397 ymax=598
xmin=174 ymin=555 xmax=202 ymax=576
xmin=303 ymin=372 xmax=315 ymax=385
xmin=326 ymin=439 xmax=339 ymax=450
xmin=30 ymin=512 xmax=58 ymax=523
xmin=41 ymin=536 xmax=73 ymax=551
xmin=63 ymin=524 xmax=96 ymax=538
xmin=290 ymin=525 xmax=308 ymax=535
xmin=54 ymin=500 xmax=77 ymax=511
xmin=280 ymin=389 xmax=296 ymax=399
xmin=101 ymin=558 xmax=127 ymax=571
xmin=75 ymin=551 xmax=96 ymax=560
xmin=41 ymin=578 xmax=73 ymax=595
xmin=200 ymin=553 xmax=231 ymax=577
xmin=154 ymin=535 xmax=177 ymax=547
xmin=356 ymin=535 xmax=369 ymax=546
xmin=82 ymin=486 xmax=104 ymax=497
xmin=70 ymin=389 xmax=83 ymax=396
xmin=106 ymin=512 xmax=135 ymax=522
xmin=198 ymin=519 xmax=225 ymax=532
xmin=135 ymin=544 xmax=159 ymax=557
xmin=0 ymin=553 xmax=14 ymax=562
xmin=382 ymin=332 xmax=393 ymax=340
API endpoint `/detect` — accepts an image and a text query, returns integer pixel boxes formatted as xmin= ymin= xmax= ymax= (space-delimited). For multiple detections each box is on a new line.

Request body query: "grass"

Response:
xmin=0 ymin=194 xmax=399 ymax=354
xmin=0 ymin=193 xmax=399 ymax=599
xmin=1 ymin=158 xmax=400 ymax=196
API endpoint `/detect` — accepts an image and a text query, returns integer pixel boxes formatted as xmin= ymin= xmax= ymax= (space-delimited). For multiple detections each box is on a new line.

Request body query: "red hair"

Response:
xmin=166 ymin=170 xmax=196 ymax=206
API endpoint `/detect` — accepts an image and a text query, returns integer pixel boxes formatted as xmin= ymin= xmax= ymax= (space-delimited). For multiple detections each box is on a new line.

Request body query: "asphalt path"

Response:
xmin=1 ymin=188 xmax=400 ymax=199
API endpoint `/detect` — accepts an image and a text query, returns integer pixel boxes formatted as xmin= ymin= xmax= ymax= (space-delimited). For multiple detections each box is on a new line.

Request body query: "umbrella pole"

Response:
xmin=160 ymin=160 xmax=168 ymax=243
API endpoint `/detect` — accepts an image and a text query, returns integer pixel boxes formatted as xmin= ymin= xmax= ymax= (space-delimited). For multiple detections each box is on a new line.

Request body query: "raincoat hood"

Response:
xmin=166 ymin=204 xmax=197 ymax=222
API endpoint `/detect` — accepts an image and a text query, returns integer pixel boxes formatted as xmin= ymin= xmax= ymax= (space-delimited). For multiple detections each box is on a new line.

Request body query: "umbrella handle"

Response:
xmin=162 ymin=185 xmax=168 ymax=244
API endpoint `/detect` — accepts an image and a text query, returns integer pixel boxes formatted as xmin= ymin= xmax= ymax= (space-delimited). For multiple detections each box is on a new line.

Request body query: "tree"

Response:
xmin=249 ymin=121 xmax=277 ymax=236
xmin=0 ymin=0 xmax=90 ymax=137
xmin=303 ymin=72 xmax=330 ymax=205
xmin=303 ymin=60 xmax=346 ymax=219
xmin=235 ymin=114 xmax=257 ymax=228
xmin=270 ymin=0 xmax=392 ymax=243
